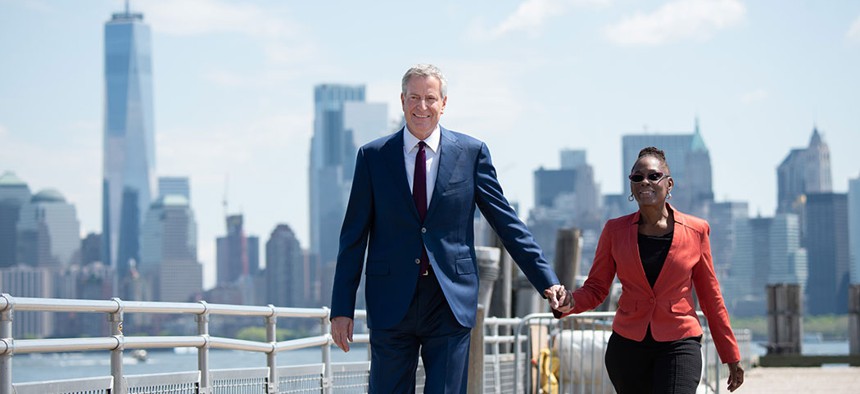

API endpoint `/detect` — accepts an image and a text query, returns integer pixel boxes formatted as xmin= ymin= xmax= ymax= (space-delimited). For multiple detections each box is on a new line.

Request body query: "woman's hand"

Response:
xmin=726 ymin=361 xmax=744 ymax=392
xmin=554 ymin=289 xmax=574 ymax=314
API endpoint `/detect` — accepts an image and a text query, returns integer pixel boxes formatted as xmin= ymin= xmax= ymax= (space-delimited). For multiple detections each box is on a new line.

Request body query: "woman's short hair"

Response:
xmin=632 ymin=146 xmax=670 ymax=172
xmin=401 ymin=64 xmax=448 ymax=98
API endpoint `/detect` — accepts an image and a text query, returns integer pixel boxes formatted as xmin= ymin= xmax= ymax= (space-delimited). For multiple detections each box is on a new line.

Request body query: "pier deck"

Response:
xmin=738 ymin=367 xmax=860 ymax=393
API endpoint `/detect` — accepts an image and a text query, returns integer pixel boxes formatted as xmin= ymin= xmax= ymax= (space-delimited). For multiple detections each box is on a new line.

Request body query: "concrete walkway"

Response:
xmin=734 ymin=367 xmax=860 ymax=393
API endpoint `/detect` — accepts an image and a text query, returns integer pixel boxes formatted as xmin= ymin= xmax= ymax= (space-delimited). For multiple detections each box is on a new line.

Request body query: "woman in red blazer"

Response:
xmin=555 ymin=147 xmax=744 ymax=393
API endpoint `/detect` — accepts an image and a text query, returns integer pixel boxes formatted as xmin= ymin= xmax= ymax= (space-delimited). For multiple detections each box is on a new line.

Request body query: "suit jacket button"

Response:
xmin=415 ymin=259 xmax=421 ymax=264
xmin=421 ymin=227 xmax=427 ymax=233
xmin=649 ymin=298 xmax=655 ymax=304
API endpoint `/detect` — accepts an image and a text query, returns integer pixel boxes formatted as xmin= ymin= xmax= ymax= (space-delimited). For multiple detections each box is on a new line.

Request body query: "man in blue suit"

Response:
xmin=331 ymin=64 xmax=567 ymax=393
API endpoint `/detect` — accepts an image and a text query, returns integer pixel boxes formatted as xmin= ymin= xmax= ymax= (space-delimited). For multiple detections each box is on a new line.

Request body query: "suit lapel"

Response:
xmin=383 ymin=129 xmax=421 ymax=221
xmin=426 ymin=127 xmax=463 ymax=219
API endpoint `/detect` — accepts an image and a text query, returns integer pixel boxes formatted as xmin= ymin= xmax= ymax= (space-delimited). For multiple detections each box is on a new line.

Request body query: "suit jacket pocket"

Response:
xmin=455 ymin=258 xmax=475 ymax=275
xmin=365 ymin=261 xmax=390 ymax=276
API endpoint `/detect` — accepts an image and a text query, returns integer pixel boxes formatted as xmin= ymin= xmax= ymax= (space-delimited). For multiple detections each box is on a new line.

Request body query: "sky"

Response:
xmin=1 ymin=0 xmax=859 ymax=289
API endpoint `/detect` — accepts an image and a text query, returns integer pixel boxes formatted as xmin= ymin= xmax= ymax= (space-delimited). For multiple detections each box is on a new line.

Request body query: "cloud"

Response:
xmin=604 ymin=0 xmax=745 ymax=46
xmin=144 ymin=0 xmax=295 ymax=39
xmin=740 ymin=88 xmax=768 ymax=104
xmin=848 ymin=15 xmax=860 ymax=42
xmin=472 ymin=0 xmax=609 ymax=40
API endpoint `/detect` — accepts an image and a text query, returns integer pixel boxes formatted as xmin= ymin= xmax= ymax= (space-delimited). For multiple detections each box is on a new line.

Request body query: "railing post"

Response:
xmin=109 ymin=297 xmax=126 ymax=394
xmin=321 ymin=307 xmax=332 ymax=393
xmin=1 ymin=294 xmax=14 ymax=394
xmin=197 ymin=301 xmax=211 ymax=394
xmin=266 ymin=305 xmax=278 ymax=394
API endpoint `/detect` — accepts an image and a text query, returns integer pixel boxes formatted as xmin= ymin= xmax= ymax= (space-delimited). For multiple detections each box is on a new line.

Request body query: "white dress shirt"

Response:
xmin=403 ymin=125 xmax=441 ymax=209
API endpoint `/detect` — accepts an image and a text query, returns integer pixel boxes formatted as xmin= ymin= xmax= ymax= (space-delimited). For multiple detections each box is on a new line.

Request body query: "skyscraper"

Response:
xmin=16 ymin=189 xmax=81 ymax=268
xmin=805 ymin=192 xmax=850 ymax=315
xmin=849 ymin=175 xmax=860 ymax=285
xmin=308 ymin=84 xmax=386 ymax=306
xmin=528 ymin=150 xmax=601 ymax=271
xmin=776 ymin=127 xmax=833 ymax=214
xmin=265 ymin=224 xmax=306 ymax=308
xmin=140 ymin=195 xmax=197 ymax=272
xmin=621 ymin=119 xmax=713 ymax=217
xmin=102 ymin=4 xmax=156 ymax=289
xmin=216 ymin=214 xmax=259 ymax=286
xmin=707 ymin=201 xmax=749 ymax=279
xmin=767 ymin=213 xmax=807 ymax=289
xmin=158 ymin=177 xmax=190 ymax=200
xmin=0 ymin=171 xmax=31 ymax=267
xmin=728 ymin=216 xmax=773 ymax=316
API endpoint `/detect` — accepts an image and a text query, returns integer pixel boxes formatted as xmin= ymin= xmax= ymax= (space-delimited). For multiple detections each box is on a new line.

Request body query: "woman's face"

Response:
xmin=629 ymin=155 xmax=673 ymax=207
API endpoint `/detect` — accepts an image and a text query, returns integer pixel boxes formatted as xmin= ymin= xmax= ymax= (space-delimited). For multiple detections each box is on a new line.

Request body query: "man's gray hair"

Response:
xmin=401 ymin=64 xmax=448 ymax=98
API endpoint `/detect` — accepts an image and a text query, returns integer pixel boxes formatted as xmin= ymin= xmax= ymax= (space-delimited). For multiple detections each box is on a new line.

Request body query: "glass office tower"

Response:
xmin=101 ymin=5 xmax=156 ymax=291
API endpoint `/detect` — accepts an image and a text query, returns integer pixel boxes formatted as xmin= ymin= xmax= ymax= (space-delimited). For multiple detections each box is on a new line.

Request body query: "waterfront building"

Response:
xmin=0 ymin=171 xmax=31 ymax=268
xmin=265 ymin=224 xmax=306 ymax=308
xmin=80 ymin=232 xmax=103 ymax=265
xmin=776 ymin=127 xmax=833 ymax=215
xmin=621 ymin=119 xmax=713 ymax=218
xmin=707 ymin=201 xmax=749 ymax=281
xmin=16 ymin=189 xmax=81 ymax=268
xmin=140 ymin=194 xmax=200 ymax=301
xmin=216 ymin=214 xmax=260 ymax=304
xmin=805 ymin=192 xmax=850 ymax=315
xmin=102 ymin=4 xmax=156 ymax=288
xmin=308 ymin=84 xmax=386 ymax=306
xmin=850 ymin=175 xmax=860 ymax=284
xmin=158 ymin=176 xmax=190 ymax=200
xmin=728 ymin=216 xmax=773 ymax=316
xmin=0 ymin=266 xmax=52 ymax=338
xmin=767 ymin=213 xmax=808 ymax=290
xmin=528 ymin=150 xmax=601 ymax=272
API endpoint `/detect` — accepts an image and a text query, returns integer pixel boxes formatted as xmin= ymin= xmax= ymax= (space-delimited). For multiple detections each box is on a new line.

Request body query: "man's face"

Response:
xmin=401 ymin=76 xmax=447 ymax=139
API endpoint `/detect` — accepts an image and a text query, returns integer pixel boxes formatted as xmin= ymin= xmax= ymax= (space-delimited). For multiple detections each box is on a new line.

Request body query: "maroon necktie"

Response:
xmin=412 ymin=141 xmax=430 ymax=276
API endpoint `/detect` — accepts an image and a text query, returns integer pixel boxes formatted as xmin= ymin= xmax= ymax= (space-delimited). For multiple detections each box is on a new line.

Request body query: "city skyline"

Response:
xmin=1 ymin=1 xmax=859 ymax=288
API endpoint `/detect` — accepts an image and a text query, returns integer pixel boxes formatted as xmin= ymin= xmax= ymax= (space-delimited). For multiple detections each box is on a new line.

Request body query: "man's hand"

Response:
xmin=331 ymin=316 xmax=354 ymax=353
xmin=543 ymin=284 xmax=567 ymax=310
xmin=726 ymin=361 xmax=744 ymax=392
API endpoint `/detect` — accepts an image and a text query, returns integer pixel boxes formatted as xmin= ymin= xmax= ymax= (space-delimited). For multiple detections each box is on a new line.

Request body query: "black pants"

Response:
xmin=604 ymin=329 xmax=702 ymax=394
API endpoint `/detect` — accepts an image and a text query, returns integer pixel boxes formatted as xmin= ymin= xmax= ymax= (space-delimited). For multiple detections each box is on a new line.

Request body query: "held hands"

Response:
xmin=726 ymin=361 xmax=744 ymax=392
xmin=330 ymin=316 xmax=354 ymax=353
xmin=543 ymin=284 xmax=571 ymax=312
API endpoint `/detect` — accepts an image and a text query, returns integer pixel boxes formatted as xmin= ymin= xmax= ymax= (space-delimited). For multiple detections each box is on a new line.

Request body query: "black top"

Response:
xmin=638 ymin=231 xmax=673 ymax=288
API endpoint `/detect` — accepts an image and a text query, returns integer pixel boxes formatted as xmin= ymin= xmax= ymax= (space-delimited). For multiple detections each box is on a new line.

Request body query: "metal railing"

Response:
xmin=0 ymin=293 xmax=369 ymax=394
xmin=1 ymin=294 xmax=752 ymax=394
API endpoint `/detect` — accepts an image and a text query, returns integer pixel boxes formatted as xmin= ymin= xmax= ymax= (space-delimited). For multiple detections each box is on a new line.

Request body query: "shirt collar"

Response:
xmin=404 ymin=125 xmax=441 ymax=153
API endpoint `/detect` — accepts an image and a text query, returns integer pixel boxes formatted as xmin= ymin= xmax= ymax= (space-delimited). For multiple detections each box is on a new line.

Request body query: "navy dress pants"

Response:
xmin=368 ymin=269 xmax=472 ymax=394
xmin=604 ymin=329 xmax=703 ymax=394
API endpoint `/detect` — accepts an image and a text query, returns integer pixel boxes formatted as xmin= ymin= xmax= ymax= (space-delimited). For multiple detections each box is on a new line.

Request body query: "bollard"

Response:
xmin=476 ymin=246 xmax=501 ymax=317
xmin=850 ymin=285 xmax=860 ymax=355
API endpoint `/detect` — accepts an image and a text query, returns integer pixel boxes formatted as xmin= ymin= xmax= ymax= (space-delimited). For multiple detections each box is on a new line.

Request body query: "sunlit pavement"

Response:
xmin=734 ymin=367 xmax=860 ymax=393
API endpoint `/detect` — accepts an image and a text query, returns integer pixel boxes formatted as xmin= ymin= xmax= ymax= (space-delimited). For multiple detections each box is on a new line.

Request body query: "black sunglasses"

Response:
xmin=628 ymin=172 xmax=669 ymax=183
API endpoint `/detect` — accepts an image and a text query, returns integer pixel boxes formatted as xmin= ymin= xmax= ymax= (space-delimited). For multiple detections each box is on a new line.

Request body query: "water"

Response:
xmin=751 ymin=340 xmax=851 ymax=357
xmin=11 ymin=345 xmax=369 ymax=384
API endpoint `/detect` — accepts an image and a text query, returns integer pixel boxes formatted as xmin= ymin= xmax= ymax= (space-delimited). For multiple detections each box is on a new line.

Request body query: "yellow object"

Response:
xmin=536 ymin=348 xmax=559 ymax=394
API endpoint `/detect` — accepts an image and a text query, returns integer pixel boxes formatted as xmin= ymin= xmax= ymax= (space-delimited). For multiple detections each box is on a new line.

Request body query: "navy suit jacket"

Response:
xmin=331 ymin=127 xmax=559 ymax=329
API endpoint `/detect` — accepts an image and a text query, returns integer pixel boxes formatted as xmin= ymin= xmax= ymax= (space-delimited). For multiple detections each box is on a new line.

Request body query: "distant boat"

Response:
xmin=173 ymin=347 xmax=198 ymax=355
xmin=131 ymin=349 xmax=148 ymax=362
